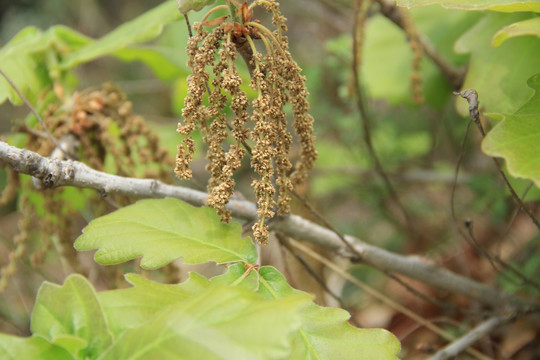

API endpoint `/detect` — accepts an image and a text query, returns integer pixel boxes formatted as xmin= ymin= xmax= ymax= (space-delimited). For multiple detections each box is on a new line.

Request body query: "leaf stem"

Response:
xmin=231 ymin=263 xmax=259 ymax=286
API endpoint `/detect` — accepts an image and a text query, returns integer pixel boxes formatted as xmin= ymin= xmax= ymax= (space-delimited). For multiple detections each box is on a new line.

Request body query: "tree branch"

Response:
xmin=0 ymin=140 xmax=524 ymax=308
xmin=427 ymin=315 xmax=511 ymax=360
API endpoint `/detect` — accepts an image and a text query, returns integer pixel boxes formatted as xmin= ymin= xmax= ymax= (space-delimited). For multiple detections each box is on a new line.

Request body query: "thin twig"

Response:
xmin=184 ymin=13 xmax=193 ymax=38
xmin=450 ymin=116 xmax=474 ymax=222
xmin=463 ymin=219 xmax=524 ymax=291
xmin=466 ymin=219 xmax=540 ymax=292
xmin=0 ymin=68 xmax=71 ymax=159
xmin=497 ymin=182 xmax=533 ymax=255
xmin=450 ymin=90 xmax=540 ymax=294
xmin=295 ymin=158 xmax=463 ymax=313
xmin=290 ymin=191 xmax=361 ymax=259
xmin=352 ymin=0 xmax=414 ymax=235
xmin=277 ymin=233 xmax=363 ymax=328
xmin=399 ymin=316 xmax=464 ymax=342
xmin=292 ymin=187 xmax=451 ymax=316
xmin=454 ymin=89 xmax=540 ymax=231
xmin=427 ymin=315 xmax=512 ymax=360
xmin=383 ymin=270 xmax=467 ymax=314
xmin=287 ymin=238 xmax=492 ymax=360
xmin=15 ymin=125 xmax=50 ymax=139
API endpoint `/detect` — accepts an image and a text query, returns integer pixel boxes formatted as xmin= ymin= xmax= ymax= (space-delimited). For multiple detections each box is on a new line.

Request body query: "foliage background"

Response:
xmin=1 ymin=0 xmax=540 ymax=358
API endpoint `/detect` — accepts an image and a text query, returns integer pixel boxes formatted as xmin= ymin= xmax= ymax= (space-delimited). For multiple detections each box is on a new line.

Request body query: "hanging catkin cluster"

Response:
xmin=0 ymin=83 xmax=178 ymax=293
xmin=175 ymin=0 xmax=317 ymax=244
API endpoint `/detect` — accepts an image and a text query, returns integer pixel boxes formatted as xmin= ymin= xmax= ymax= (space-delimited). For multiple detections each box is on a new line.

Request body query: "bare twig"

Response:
xmin=427 ymin=315 xmax=512 ymax=360
xmin=352 ymin=0 xmax=414 ymax=234
xmin=184 ymin=13 xmax=193 ymax=38
xmin=291 ymin=191 xmax=360 ymax=259
xmin=0 ymin=68 xmax=71 ymax=159
xmin=449 ymin=93 xmax=540 ymax=294
xmin=15 ymin=126 xmax=50 ymax=139
xmin=454 ymin=89 xmax=540 ymax=231
xmin=498 ymin=182 xmax=533 ymax=254
xmin=0 ymin=141 xmax=524 ymax=308
xmin=277 ymin=233 xmax=363 ymax=328
xmin=450 ymin=117 xmax=474 ymax=222
xmin=315 ymin=167 xmax=471 ymax=183
xmin=293 ymin=190 xmax=483 ymax=315
xmin=383 ymin=271 xmax=466 ymax=314
xmin=466 ymin=219 xmax=540 ymax=292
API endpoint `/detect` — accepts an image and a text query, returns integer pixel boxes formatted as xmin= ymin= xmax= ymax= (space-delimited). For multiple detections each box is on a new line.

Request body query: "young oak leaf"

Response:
xmin=30 ymin=274 xmax=113 ymax=359
xmin=492 ymin=17 xmax=540 ymax=47
xmin=98 ymin=272 xmax=211 ymax=336
xmin=482 ymin=73 xmax=540 ymax=189
xmin=0 ymin=335 xmax=75 ymax=360
xmin=74 ymin=198 xmax=257 ymax=269
xmin=97 ymin=285 xmax=311 ymax=360
xmin=258 ymin=266 xmax=401 ymax=360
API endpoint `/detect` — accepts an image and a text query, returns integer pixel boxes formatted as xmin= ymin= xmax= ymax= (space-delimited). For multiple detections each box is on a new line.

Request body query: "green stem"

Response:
xmin=249 ymin=0 xmax=282 ymax=40
xmin=201 ymin=5 xmax=229 ymax=24
xmin=259 ymin=33 xmax=273 ymax=57
xmin=245 ymin=21 xmax=285 ymax=54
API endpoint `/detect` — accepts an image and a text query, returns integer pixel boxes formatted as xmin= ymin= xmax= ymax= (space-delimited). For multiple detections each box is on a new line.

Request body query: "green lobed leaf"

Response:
xmin=0 ymin=2 xmax=186 ymax=107
xmin=99 ymin=264 xmax=257 ymax=337
xmin=455 ymin=12 xmax=540 ymax=115
xmin=58 ymin=1 xmax=183 ymax=70
xmin=0 ymin=24 xmax=92 ymax=106
xmin=74 ymin=198 xmax=257 ymax=269
xmin=114 ymin=45 xmax=188 ymax=82
xmin=482 ymin=73 xmax=540 ymax=188
xmin=98 ymin=272 xmax=211 ymax=336
xmin=97 ymin=285 xmax=311 ymax=360
xmin=177 ymin=0 xmax=217 ymax=13
xmin=0 ymin=334 xmax=75 ymax=360
xmin=30 ymin=274 xmax=113 ymax=360
xmin=492 ymin=17 xmax=540 ymax=46
xmin=0 ymin=27 xmax=50 ymax=105
xmin=395 ymin=0 xmax=540 ymax=12
xmin=36 ymin=265 xmax=401 ymax=359
xmin=258 ymin=267 xmax=401 ymax=360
